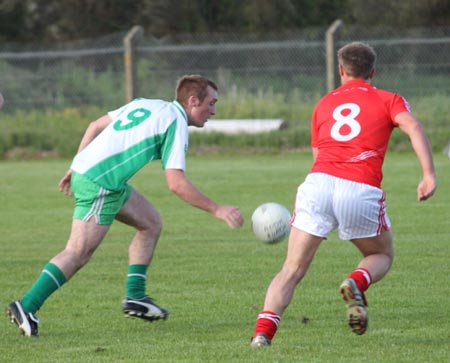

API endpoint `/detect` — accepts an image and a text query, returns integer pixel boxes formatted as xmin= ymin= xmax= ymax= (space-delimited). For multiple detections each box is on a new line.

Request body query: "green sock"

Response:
xmin=126 ymin=264 xmax=148 ymax=300
xmin=21 ymin=262 xmax=67 ymax=314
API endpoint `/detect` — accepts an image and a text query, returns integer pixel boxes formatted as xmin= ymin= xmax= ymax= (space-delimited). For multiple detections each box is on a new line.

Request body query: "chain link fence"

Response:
xmin=0 ymin=24 xmax=449 ymax=114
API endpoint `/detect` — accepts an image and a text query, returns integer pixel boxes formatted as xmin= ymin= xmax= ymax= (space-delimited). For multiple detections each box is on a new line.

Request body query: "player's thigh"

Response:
xmin=283 ymin=227 xmax=323 ymax=270
xmin=116 ymin=188 xmax=162 ymax=230
xmin=67 ymin=218 xmax=111 ymax=251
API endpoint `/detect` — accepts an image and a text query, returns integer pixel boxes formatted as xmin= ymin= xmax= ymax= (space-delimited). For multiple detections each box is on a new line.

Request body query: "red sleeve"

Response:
xmin=389 ymin=95 xmax=411 ymax=126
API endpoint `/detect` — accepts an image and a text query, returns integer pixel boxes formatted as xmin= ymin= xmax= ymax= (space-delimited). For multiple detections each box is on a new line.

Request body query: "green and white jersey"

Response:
xmin=71 ymin=98 xmax=189 ymax=191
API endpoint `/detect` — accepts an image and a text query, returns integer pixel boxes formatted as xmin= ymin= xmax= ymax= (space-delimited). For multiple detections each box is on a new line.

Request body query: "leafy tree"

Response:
xmin=0 ymin=0 xmax=142 ymax=42
xmin=346 ymin=0 xmax=450 ymax=28
xmin=138 ymin=0 xmax=349 ymax=36
xmin=0 ymin=0 xmax=448 ymax=42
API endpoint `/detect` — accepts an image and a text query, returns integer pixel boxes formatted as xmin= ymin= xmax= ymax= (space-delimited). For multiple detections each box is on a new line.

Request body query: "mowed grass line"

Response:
xmin=1 ymin=153 xmax=449 ymax=363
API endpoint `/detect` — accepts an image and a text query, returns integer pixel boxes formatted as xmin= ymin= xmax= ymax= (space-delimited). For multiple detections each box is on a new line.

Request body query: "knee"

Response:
xmin=148 ymin=219 xmax=162 ymax=241
xmin=149 ymin=211 xmax=163 ymax=236
xmin=139 ymin=211 xmax=163 ymax=240
xmin=280 ymin=264 xmax=307 ymax=285
xmin=382 ymin=243 xmax=394 ymax=267
xmin=385 ymin=251 xmax=394 ymax=269
xmin=63 ymin=245 xmax=95 ymax=270
xmin=154 ymin=212 xmax=163 ymax=234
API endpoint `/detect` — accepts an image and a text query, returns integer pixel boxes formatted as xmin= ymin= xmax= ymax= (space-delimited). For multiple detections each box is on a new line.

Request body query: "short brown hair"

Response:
xmin=175 ymin=75 xmax=218 ymax=107
xmin=337 ymin=42 xmax=376 ymax=80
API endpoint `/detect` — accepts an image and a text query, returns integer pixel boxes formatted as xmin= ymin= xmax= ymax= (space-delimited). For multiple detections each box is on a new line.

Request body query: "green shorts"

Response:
xmin=71 ymin=172 xmax=132 ymax=225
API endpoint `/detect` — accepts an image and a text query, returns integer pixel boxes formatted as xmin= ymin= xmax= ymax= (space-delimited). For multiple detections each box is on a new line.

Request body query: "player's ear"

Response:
xmin=188 ymin=95 xmax=200 ymax=107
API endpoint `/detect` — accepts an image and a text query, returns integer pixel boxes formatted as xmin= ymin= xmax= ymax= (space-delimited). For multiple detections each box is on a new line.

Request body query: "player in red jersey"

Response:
xmin=250 ymin=42 xmax=437 ymax=347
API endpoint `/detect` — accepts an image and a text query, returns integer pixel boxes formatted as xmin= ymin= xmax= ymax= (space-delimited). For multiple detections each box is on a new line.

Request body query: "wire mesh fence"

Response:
xmin=0 ymin=24 xmax=449 ymax=113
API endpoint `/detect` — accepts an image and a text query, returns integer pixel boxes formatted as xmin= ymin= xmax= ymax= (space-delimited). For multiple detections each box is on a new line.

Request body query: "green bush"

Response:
xmin=0 ymin=92 xmax=448 ymax=159
xmin=0 ymin=107 xmax=98 ymax=159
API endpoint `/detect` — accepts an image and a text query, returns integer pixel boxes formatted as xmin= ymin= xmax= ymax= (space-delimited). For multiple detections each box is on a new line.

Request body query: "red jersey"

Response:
xmin=310 ymin=80 xmax=411 ymax=188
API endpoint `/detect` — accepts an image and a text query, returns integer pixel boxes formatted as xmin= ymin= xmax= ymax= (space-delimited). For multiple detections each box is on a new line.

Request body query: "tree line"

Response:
xmin=0 ymin=0 xmax=449 ymax=43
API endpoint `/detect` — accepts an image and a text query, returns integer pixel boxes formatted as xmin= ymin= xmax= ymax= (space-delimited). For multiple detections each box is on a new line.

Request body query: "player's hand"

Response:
xmin=417 ymin=174 xmax=437 ymax=201
xmin=59 ymin=169 xmax=73 ymax=196
xmin=215 ymin=205 xmax=244 ymax=229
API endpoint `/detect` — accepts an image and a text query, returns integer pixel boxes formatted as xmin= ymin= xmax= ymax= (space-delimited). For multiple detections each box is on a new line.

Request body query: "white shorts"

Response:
xmin=291 ymin=173 xmax=391 ymax=240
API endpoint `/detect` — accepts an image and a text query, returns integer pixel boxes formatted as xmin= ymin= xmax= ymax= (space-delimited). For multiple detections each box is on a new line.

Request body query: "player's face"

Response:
xmin=188 ymin=86 xmax=217 ymax=127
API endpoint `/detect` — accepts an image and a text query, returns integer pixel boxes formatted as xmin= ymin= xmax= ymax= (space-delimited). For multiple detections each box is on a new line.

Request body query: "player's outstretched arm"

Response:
xmin=395 ymin=111 xmax=437 ymax=201
xmin=164 ymin=168 xmax=244 ymax=229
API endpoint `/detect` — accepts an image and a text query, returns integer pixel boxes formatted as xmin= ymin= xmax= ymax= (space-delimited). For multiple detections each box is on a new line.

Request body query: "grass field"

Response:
xmin=1 ymin=153 xmax=449 ymax=363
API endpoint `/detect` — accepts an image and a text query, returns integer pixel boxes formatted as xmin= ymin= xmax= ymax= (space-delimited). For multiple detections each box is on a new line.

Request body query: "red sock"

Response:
xmin=253 ymin=310 xmax=281 ymax=340
xmin=348 ymin=268 xmax=372 ymax=292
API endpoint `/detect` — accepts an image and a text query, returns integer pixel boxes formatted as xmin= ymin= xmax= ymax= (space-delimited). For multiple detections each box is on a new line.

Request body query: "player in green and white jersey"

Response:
xmin=6 ymin=75 xmax=244 ymax=337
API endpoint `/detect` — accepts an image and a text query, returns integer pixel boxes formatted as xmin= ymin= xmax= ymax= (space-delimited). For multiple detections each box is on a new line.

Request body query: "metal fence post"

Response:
xmin=326 ymin=20 xmax=343 ymax=92
xmin=124 ymin=25 xmax=143 ymax=103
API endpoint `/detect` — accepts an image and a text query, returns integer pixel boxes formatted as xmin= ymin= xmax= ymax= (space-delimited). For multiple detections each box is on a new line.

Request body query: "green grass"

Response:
xmin=1 ymin=152 xmax=449 ymax=362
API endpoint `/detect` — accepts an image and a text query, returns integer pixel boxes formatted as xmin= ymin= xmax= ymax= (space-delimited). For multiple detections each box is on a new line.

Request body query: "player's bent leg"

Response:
xmin=116 ymin=189 xmax=169 ymax=321
xmin=116 ymin=189 xmax=162 ymax=232
xmin=341 ymin=229 xmax=394 ymax=335
xmin=352 ymin=229 xmax=394 ymax=284
xmin=116 ymin=189 xmax=162 ymax=264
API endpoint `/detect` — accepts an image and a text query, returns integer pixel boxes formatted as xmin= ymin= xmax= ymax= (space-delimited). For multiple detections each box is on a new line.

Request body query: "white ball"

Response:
xmin=251 ymin=202 xmax=291 ymax=243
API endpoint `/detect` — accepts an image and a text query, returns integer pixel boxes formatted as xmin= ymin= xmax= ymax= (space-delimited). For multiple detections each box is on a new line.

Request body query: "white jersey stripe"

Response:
xmin=83 ymin=187 xmax=108 ymax=223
